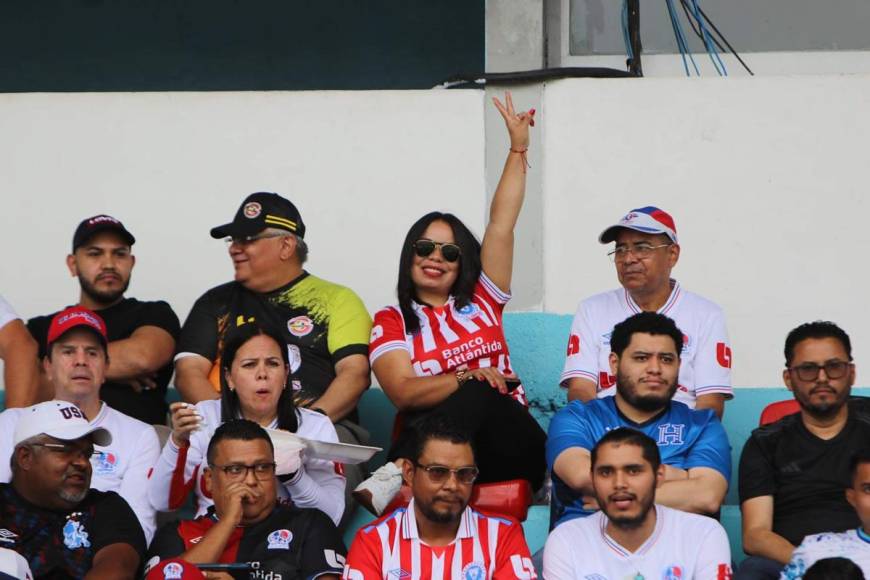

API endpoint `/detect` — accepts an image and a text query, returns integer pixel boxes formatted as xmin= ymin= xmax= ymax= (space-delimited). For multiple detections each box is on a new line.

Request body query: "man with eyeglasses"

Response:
xmin=344 ymin=415 xmax=537 ymax=579
xmin=561 ymin=206 xmax=733 ymax=418
xmin=737 ymin=321 xmax=870 ymax=580
xmin=145 ymin=419 xmax=346 ymax=580
xmin=0 ymin=307 xmax=160 ymax=542
xmin=175 ymin=192 xmax=372 ymax=525
xmin=0 ymin=400 xmax=146 ymax=579
xmin=26 ymin=214 xmax=181 ymax=425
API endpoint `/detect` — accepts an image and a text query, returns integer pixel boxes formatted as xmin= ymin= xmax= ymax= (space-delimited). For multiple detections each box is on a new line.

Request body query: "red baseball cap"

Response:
xmin=145 ymin=559 xmax=206 ymax=580
xmin=46 ymin=306 xmax=108 ymax=351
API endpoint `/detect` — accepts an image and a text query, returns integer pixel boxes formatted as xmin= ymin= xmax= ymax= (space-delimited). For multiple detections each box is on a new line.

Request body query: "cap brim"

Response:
xmin=209 ymin=221 xmax=263 ymax=239
xmin=45 ymin=424 xmax=112 ymax=447
xmin=598 ymin=224 xmax=675 ymax=244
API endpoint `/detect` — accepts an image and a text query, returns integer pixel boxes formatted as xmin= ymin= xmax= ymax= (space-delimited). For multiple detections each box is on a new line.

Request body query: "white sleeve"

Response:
xmin=542 ymin=528 xmax=577 ymax=580
xmin=692 ymin=307 xmax=734 ymax=399
xmin=0 ymin=409 xmax=19 ymax=482
xmin=119 ymin=426 xmax=160 ymax=544
xmin=148 ymin=433 xmax=205 ymax=512
xmin=284 ymin=413 xmax=346 ymax=525
xmin=694 ymin=521 xmax=733 ymax=580
xmin=780 ymin=537 xmax=816 ymax=580
xmin=560 ymin=300 xmax=600 ymax=387
xmin=0 ymin=296 xmax=17 ymax=329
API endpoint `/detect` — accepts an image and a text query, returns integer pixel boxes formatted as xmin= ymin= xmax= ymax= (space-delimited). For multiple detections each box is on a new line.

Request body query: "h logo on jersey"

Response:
xmin=716 ymin=342 xmax=732 ymax=369
xmin=657 ymin=423 xmax=685 ymax=446
xmin=510 ymin=555 xmax=537 ymax=579
xmin=566 ymin=334 xmax=580 ymax=357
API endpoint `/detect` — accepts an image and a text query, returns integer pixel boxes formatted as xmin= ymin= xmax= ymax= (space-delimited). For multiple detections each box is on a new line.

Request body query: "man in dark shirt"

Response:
xmin=146 ymin=419 xmax=346 ymax=580
xmin=27 ymin=214 xmax=180 ymax=424
xmin=0 ymin=400 xmax=145 ymax=578
xmin=738 ymin=321 xmax=870 ymax=579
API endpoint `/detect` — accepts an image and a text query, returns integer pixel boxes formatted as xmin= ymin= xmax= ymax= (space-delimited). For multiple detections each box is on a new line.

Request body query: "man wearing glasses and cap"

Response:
xmin=344 ymin=415 xmax=536 ymax=579
xmin=0 ymin=400 xmax=145 ymax=579
xmin=174 ymin=192 xmax=372 ymax=523
xmin=561 ymin=206 xmax=733 ymax=418
xmin=737 ymin=322 xmax=870 ymax=580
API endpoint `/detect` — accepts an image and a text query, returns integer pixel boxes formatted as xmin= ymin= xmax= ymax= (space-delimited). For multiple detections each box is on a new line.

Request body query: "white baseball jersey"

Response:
xmin=0 ymin=296 xmax=17 ymax=330
xmin=0 ymin=402 xmax=160 ymax=542
xmin=543 ymin=505 xmax=732 ymax=580
xmin=781 ymin=529 xmax=870 ymax=579
xmin=561 ymin=280 xmax=733 ymax=407
xmin=148 ymin=399 xmax=346 ymax=525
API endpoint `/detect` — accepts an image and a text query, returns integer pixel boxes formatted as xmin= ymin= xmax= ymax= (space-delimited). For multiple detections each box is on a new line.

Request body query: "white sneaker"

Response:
xmin=353 ymin=462 xmax=403 ymax=516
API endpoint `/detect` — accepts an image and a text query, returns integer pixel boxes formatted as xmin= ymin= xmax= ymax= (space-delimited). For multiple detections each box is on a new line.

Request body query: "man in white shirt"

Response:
xmin=543 ymin=427 xmax=732 ymax=579
xmin=0 ymin=306 xmax=159 ymax=542
xmin=561 ymin=206 xmax=733 ymax=417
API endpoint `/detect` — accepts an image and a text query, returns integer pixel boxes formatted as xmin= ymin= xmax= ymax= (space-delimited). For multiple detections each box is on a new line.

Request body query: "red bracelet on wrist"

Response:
xmin=510 ymin=148 xmax=531 ymax=172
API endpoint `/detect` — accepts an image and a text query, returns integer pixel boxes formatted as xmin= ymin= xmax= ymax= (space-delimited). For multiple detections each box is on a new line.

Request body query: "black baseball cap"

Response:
xmin=72 ymin=215 xmax=136 ymax=251
xmin=210 ymin=192 xmax=306 ymax=240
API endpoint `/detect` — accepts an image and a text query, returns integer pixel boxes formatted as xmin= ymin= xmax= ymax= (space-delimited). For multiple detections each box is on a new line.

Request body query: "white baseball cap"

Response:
xmin=0 ymin=547 xmax=32 ymax=580
xmin=599 ymin=206 xmax=679 ymax=244
xmin=13 ymin=401 xmax=111 ymax=447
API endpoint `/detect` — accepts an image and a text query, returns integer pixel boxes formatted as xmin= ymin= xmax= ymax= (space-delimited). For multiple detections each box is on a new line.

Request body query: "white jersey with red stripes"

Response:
xmin=343 ymin=498 xmax=536 ymax=580
xmin=560 ymin=279 xmax=733 ymax=408
xmin=369 ymin=273 xmax=527 ymax=406
xmin=543 ymin=505 xmax=732 ymax=580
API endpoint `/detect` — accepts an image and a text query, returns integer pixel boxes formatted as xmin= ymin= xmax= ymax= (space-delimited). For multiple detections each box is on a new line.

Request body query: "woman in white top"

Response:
xmin=148 ymin=323 xmax=345 ymax=524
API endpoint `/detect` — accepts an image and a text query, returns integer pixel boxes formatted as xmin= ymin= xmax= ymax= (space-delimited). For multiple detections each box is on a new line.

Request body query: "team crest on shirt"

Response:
xmin=63 ymin=519 xmax=91 ymax=549
xmin=160 ymin=562 xmax=184 ymax=579
xmin=267 ymin=529 xmax=293 ymax=550
xmin=93 ymin=451 xmax=118 ymax=474
xmin=456 ymin=303 xmax=481 ymax=319
xmin=287 ymin=316 xmax=314 ymax=337
xmin=662 ymin=565 xmax=683 ymax=580
xmin=244 ymin=202 xmax=262 ymax=218
xmin=462 ymin=562 xmax=487 ymax=580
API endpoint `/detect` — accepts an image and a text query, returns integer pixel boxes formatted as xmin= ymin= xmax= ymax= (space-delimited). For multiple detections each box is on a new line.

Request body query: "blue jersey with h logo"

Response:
xmin=546 ymin=397 xmax=731 ymax=528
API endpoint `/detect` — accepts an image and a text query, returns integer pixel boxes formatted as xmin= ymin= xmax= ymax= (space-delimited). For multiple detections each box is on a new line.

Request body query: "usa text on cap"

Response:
xmin=13 ymin=400 xmax=111 ymax=447
xmin=598 ymin=206 xmax=678 ymax=244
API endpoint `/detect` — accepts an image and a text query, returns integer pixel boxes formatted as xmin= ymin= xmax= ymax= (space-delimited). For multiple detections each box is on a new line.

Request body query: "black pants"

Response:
xmin=388 ymin=380 xmax=547 ymax=492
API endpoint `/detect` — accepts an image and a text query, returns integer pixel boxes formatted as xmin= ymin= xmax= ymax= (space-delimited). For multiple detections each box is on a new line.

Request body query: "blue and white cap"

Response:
xmin=599 ymin=206 xmax=678 ymax=244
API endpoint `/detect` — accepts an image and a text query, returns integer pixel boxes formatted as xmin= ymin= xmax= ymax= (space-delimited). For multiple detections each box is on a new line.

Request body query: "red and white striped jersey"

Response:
xmin=343 ymin=498 xmax=536 ymax=580
xmin=369 ymin=273 xmax=527 ymax=406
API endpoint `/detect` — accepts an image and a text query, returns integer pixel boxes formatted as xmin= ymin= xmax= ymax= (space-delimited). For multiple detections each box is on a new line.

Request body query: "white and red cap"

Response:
xmin=13 ymin=400 xmax=111 ymax=447
xmin=598 ymin=206 xmax=679 ymax=244
xmin=145 ymin=558 xmax=207 ymax=580
xmin=46 ymin=306 xmax=108 ymax=351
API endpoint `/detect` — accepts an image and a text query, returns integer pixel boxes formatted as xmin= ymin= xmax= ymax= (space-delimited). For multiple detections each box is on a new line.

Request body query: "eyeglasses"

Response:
xmin=607 ymin=243 xmax=672 ymax=263
xmin=412 ymin=240 xmax=461 ymax=263
xmin=31 ymin=442 xmax=95 ymax=460
xmin=224 ymin=233 xmax=289 ymax=247
xmin=788 ymin=360 xmax=852 ymax=381
xmin=210 ymin=462 xmax=277 ymax=480
xmin=414 ymin=462 xmax=479 ymax=485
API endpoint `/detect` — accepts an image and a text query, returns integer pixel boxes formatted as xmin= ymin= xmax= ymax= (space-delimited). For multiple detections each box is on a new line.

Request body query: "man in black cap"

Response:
xmin=174 ymin=192 xmax=372 ymax=524
xmin=27 ymin=215 xmax=181 ymax=425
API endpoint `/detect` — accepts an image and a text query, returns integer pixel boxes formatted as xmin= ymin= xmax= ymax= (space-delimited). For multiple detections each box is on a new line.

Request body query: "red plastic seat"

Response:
xmin=383 ymin=479 xmax=534 ymax=522
xmin=759 ymin=399 xmax=800 ymax=426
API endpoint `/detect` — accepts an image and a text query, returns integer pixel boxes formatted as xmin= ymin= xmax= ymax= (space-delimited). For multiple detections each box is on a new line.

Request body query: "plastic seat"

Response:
xmin=759 ymin=399 xmax=800 ymax=426
xmin=383 ymin=479 xmax=534 ymax=522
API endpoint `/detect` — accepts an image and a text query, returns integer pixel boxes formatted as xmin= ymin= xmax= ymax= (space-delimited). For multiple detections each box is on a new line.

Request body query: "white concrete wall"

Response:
xmin=542 ymin=75 xmax=870 ymax=386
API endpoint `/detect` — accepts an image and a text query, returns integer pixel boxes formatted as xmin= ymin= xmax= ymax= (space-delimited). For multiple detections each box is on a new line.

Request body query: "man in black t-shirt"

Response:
xmin=145 ymin=420 xmax=346 ymax=580
xmin=27 ymin=214 xmax=180 ymax=424
xmin=738 ymin=321 xmax=870 ymax=580
xmin=0 ymin=400 xmax=145 ymax=578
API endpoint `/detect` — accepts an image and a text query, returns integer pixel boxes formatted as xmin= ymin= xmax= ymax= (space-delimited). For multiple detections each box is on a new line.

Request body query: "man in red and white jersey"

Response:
xmin=561 ymin=206 xmax=733 ymax=417
xmin=344 ymin=415 xmax=536 ymax=580
xmin=544 ymin=428 xmax=731 ymax=579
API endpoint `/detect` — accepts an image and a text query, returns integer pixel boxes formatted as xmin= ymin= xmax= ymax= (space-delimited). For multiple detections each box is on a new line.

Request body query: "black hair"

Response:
xmin=849 ymin=449 xmax=870 ymax=483
xmin=784 ymin=321 xmax=852 ymax=367
xmin=206 ymin=419 xmax=274 ymax=466
xmin=804 ymin=558 xmax=865 ymax=580
xmin=219 ymin=323 xmax=299 ymax=433
xmin=590 ymin=427 xmax=662 ymax=472
xmin=409 ymin=414 xmax=476 ymax=464
xmin=609 ymin=312 xmax=684 ymax=358
xmin=397 ymin=211 xmax=482 ymax=334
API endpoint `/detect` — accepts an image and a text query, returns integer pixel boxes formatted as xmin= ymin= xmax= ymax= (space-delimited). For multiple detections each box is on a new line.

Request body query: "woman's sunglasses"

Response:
xmin=412 ymin=240 xmax=461 ymax=263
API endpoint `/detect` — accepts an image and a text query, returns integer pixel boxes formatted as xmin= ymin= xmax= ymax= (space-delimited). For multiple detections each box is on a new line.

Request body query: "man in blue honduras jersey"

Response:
xmin=547 ymin=311 xmax=731 ymax=529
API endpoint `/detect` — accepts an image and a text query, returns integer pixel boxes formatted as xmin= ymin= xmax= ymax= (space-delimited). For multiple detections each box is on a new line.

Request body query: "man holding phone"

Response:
xmin=145 ymin=420 xmax=346 ymax=580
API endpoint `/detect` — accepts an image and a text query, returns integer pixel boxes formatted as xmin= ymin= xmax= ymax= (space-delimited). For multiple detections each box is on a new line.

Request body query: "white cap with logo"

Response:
xmin=13 ymin=400 xmax=112 ymax=447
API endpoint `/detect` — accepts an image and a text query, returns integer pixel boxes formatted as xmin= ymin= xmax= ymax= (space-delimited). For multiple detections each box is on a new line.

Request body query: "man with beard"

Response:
xmin=737 ymin=321 xmax=870 ymax=580
xmin=27 ymin=215 xmax=180 ymax=424
xmin=0 ymin=400 xmax=145 ymax=579
xmin=343 ymin=415 xmax=537 ymax=579
xmin=544 ymin=428 xmax=732 ymax=579
xmin=547 ymin=311 xmax=731 ymax=529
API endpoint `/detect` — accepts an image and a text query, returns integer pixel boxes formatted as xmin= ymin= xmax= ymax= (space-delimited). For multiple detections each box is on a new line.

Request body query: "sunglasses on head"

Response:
xmin=412 ymin=239 xmax=461 ymax=263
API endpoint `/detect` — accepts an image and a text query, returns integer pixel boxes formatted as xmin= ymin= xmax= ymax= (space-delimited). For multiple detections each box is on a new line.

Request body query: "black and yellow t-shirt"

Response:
xmin=177 ymin=272 xmax=371 ymax=410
